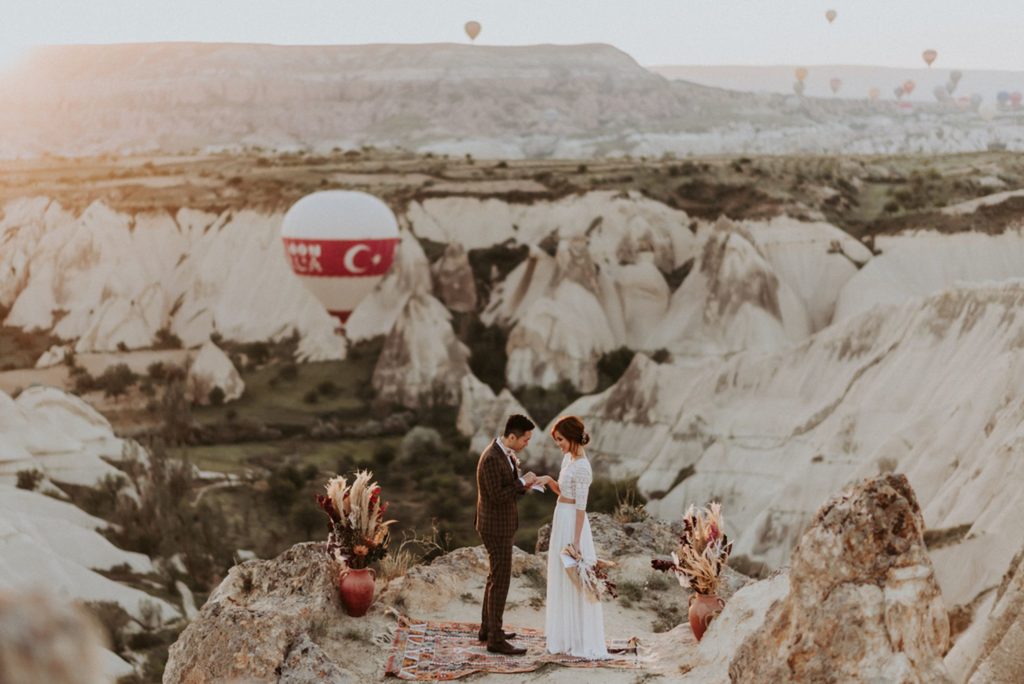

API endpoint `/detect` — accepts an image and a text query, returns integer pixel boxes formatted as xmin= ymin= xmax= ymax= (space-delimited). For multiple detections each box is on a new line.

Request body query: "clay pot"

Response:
xmin=688 ymin=593 xmax=725 ymax=642
xmin=338 ymin=567 xmax=376 ymax=617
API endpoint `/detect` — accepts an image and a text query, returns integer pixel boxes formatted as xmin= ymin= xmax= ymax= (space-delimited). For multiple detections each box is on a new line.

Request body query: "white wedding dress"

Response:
xmin=545 ymin=452 xmax=610 ymax=659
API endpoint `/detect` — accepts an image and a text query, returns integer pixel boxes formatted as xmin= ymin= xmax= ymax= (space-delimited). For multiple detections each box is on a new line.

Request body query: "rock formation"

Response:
xmin=371 ymin=294 xmax=471 ymax=408
xmin=729 ymin=474 xmax=951 ymax=683
xmin=456 ymin=374 xmax=534 ymax=454
xmin=163 ymin=543 xmax=352 ymax=684
xmin=185 ymin=340 xmax=245 ymax=405
xmin=431 ymin=242 xmax=478 ymax=314
xmin=0 ymin=590 xmax=119 ymax=684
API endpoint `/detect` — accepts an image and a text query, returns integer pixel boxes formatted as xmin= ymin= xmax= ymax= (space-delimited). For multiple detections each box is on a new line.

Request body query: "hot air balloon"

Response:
xmin=464 ymin=21 xmax=481 ymax=41
xmin=795 ymin=67 xmax=808 ymax=82
xmin=902 ymin=80 xmax=916 ymax=95
xmin=793 ymin=81 xmax=806 ymax=96
xmin=829 ymin=78 xmax=842 ymax=94
xmin=868 ymin=87 xmax=881 ymax=101
xmin=894 ymin=85 xmax=905 ymax=99
xmin=933 ymin=85 xmax=950 ymax=102
xmin=922 ymin=49 xmax=938 ymax=67
xmin=997 ymin=91 xmax=1011 ymax=108
xmin=950 ymin=70 xmax=963 ymax=84
xmin=825 ymin=9 xmax=837 ymax=23
xmin=1011 ymin=92 xmax=1023 ymax=108
xmin=281 ymin=191 xmax=400 ymax=329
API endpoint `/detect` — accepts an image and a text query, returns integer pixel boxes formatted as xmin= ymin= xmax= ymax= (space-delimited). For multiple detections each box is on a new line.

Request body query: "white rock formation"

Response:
xmin=835 ymin=229 xmax=1024 ymax=322
xmin=560 ymin=280 xmax=1024 ymax=632
xmin=185 ymin=340 xmax=245 ymax=405
xmin=456 ymin=374 xmax=534 ymax=454
xmin=410 ymin=191 xmax=696 ymax=271
xmin=0 ymin=386 xmax=133 ymax=486
xmin=371 ymin=294 xmax=471 ymax=408
xmin=34 ymin=344 xmax=71 ymax=369
xmin=431 ymin=241 xmax=478 ymax=313
xmin=0 ymin=198 xmax=344 ymax=360
xmin=645 ymin=219 xmax=810 ymax=357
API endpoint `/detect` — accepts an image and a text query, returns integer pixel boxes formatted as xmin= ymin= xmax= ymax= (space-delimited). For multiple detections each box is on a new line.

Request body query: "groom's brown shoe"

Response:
xmin=477 ymin=630 xmax=517 ymax=642
xmin=486 ymin=640 xmax=527 ymax=656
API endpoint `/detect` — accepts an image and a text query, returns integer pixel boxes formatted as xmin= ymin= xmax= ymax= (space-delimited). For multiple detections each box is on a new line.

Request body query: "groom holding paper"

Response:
xmin=474 ymin=414 xmax=541 ymax=655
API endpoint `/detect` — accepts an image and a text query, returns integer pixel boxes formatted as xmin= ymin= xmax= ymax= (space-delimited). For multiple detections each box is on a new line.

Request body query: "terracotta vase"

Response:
xmin=338 ymin=567 xmax=376 ymax=617
xmin=688 ymin=592 xmax=725 ymax=642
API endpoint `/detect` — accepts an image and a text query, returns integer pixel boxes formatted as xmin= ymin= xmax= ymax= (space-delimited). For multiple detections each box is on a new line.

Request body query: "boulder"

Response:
xmin=0 ymin=589 xmax=120 ymax=684
xmin=185 ymin=340 xmax=244 ymax=405
xmin=164 ymin=543 xmax=351 ymax=684
xmin=729 ymin=474 xmax=952 ymax=683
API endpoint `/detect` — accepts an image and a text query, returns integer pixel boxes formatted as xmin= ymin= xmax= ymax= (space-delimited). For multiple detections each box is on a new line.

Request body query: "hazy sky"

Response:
xmin=2 ymin=0 xmax=1022 ymax=72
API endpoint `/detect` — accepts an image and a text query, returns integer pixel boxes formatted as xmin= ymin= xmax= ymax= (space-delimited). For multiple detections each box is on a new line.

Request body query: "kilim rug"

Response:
xmin=385 ymin=615 xmax=644 ymax=680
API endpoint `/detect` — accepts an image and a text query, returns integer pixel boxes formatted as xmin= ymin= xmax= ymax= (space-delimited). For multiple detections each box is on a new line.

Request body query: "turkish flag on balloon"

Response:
xmin=281 ymin=191 xmax=400 ymax=326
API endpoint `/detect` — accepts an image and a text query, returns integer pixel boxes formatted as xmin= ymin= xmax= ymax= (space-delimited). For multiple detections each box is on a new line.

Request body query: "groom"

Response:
xmin=475 ymin=414 xmax=538 ymax=655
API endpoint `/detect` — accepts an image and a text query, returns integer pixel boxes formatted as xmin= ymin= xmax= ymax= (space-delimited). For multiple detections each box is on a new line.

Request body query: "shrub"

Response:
xmin=208 ymin=386 xmax=226 ymax=406
xmin=316 ymin=380 xmax=338 ymax=397
xmin=95 ymin=363 xmax=138 ymax=398
xmin=400 ymin=426 xmax=445 ymax=463
xmin=302 ymin=389 xmax=319 ymax=404
xmin=153 ymin=328 xmax=183 ymax=350
xmin=147 ymin=362 xmax=167 ymax=380
xmin=276 ymin=362 xmax=299 ymax=382
xmin=596 ymin=347 xmax=636 ymax=392
xmin=15 ymin=468 xmax=44 ymax=491
xmin=651 ymin=348 xmax=672 ymax=364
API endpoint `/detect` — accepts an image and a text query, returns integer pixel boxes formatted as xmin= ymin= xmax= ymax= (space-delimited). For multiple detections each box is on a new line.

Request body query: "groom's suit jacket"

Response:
xmin=475 ymin=439 xmax=527 ymax=541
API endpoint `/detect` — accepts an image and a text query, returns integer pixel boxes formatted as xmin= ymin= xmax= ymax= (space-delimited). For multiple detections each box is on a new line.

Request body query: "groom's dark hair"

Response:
xmin=503 ymin=414 xmax=535 ymax=437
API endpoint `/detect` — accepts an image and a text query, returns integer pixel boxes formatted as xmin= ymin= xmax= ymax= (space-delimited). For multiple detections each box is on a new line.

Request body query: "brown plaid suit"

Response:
xmin=475 ymin=439 xmax=526 ymax=644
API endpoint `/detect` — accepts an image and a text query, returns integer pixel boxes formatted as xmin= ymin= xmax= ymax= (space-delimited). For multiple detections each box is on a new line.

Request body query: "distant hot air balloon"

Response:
xmin=868 ymin=87 xmax=881 ymax=101
xmin=949 ymin=70 xmax=963 ymax=84
xmin=464 ymin=21 xmax=482 ymax=41
xmin=902 ymin=80 xmax=916 ymax=95
xmin=793 ymin=81 xmax=806 ymax=96
xmin=933 ymin=85 xmax=950 ymax=102
xmin=922 ymin=49 xmax=938 ymax=67
xmin=1011 ymin=92 xmax=1023 ymax=108
xmin=997 ymin=90 xmax=1011 ymax=109
xmin=795 ymin=67 xmax=808 ymax=82
xmin=829 ymin=77 xmax=842 ymax=94
xmin=281 ymin=191 xmax=400 ymax=329
xmin=825 ymin=9 xmax=837 ymax=23
xmin=893 ymin=85 xmax=905 ymax=99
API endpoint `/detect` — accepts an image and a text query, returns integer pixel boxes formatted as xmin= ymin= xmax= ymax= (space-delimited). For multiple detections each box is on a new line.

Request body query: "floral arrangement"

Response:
xmin=651 ymin=502 xmax=733 ymax=595
xmin=562 ymin=544 xmax=618 ymax=602
xmin=315 ymin=470 xmax=395 ymax=570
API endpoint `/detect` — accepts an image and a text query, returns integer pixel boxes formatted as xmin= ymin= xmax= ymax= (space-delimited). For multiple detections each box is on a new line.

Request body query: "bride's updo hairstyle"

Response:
xmin=552 ymin=415 xmax=590 ymax=455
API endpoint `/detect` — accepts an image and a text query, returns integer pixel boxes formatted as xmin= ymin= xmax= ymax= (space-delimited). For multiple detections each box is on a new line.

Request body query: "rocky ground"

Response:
xmin=160 ymin=474 xmax=981 ymax=683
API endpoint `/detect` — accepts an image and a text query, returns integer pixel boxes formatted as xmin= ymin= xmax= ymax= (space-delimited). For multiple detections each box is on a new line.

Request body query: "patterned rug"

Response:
xmin=385 ymin=616 xmax=644 ymax=680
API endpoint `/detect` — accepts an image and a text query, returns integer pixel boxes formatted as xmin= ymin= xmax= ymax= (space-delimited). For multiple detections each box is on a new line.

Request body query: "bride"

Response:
xmin=535 ymin=415 xmax=610 ymax=660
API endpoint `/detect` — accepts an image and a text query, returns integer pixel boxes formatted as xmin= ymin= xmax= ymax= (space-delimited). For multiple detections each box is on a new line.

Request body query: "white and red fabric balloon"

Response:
xmin=281 ymin=191 xmax=399 ymax=328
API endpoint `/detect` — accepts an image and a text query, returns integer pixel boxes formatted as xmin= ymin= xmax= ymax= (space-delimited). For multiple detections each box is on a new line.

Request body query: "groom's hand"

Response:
xmin=522 ymin=471 xmax=538 ymax=485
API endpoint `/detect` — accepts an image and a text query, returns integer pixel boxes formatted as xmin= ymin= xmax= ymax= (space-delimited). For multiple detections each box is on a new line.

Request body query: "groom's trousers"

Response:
xmin=481 ymin=535 xmax=513 ymax=644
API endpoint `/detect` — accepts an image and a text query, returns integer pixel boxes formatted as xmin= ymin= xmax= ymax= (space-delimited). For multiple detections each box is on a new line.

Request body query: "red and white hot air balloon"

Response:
xmin=281 ymin=191 xmax=400 ymax=329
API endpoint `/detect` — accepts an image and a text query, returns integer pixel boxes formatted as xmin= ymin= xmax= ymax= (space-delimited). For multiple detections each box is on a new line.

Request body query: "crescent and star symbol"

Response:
xmin=342 ymin=244 xmax=385 ymax=274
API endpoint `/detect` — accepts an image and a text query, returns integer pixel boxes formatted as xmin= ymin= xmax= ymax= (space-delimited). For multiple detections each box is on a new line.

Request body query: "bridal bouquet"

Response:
xmin=561 ymin=544 xmax=618 ymax=602
xmin=315 ymin=470 xmax=396 ymax=570
xmin=651 ymin=502 xmax=733 ymax=595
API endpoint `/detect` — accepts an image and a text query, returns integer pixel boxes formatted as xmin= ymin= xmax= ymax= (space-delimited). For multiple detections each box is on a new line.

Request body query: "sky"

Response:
xmin=1 ymin=0 xmax=1022 ymax=73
